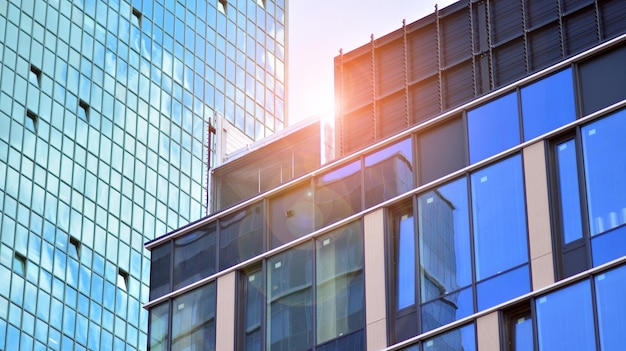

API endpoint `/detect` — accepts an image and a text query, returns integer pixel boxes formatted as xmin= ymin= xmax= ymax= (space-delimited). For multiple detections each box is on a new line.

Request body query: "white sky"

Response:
xmin=287 ymin=0 xmax=458 ymax=124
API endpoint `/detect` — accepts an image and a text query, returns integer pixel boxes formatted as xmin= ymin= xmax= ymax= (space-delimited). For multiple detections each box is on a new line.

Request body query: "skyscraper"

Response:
xmin=146 ymin=0 xmax=626 ymax=350
xmin=0 ymin=0 xmax=286 ymax=349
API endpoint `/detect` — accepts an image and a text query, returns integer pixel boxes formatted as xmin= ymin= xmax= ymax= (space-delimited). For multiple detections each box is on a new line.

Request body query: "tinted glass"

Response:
xmin=476 ymin=265 xmax=530 ymax=311
xmin=149 ymin=302 xmax=169 ymax=351
xmin=219 ymin=202 xmax=264 ymax=270
xmin=421 ymin=287 xmax=473 ymax=333
xmin=471 ymin=155 xmax=528 ymax=280
xmin=591 ymin=225 xmax=626 ymax=267
xmin=536 ymin=280 xmax=595 ymax=351
xmin=397 ymin=212 xmax=416 ymax=310
xmin=513 ymin=315 xmax=533 ymax=351
xmin=171 ymin=283 xmax=217 ymax=350
xmin=270 ymin=184 xmax=315 ymax=248
xmin=316 ymin=221 xmax=364 ymax=345
xmin=418 ymin=117 xmax=467 ymax=185
xmin=555 ymin=139 xmax=584 ymax=244
xmin=149 ymin=242 xmax=172 ymax=300
xmin=595 ymin=265 xmax=626 ymax=350
xmin=579 ymin=45 xmax=626 ymax=116
xmin=521 ymin=68 xmax=576 ymax=141
xmin=242 ymin=269 xmax=263 ymax=351
xmin=423 ymin=323 xmax=475 ymax=351
xmin=267 ymin=243 xmax=313 ymax=351
xmin=418 ymin=178 xmax=472 ymax=302
xmin=364 ymin=138 xmax=414 ymax=208
xmin=468 ymin=92 xmax=520 ymax=164
xmin=581 ymin=109 xmax=626 ymax=236
xmin=315 ymin=161 xmax=362 ymax=229
xmin=173 ymin=223 xmax=216 ymax=291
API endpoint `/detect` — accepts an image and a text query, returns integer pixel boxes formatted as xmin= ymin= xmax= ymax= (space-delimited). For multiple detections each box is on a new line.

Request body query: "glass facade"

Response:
xmin=0 ymin=0 xmax=286 ymax=349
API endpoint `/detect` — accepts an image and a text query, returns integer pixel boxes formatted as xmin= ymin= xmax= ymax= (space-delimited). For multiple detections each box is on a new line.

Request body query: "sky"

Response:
xmin=287 ymin=0 xmax=458 ymax=125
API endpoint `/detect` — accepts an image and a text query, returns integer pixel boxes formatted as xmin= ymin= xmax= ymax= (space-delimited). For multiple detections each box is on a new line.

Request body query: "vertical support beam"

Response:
xmin=403 ymin=19 xmax=410 ymax=127
xmin=216 ymin=271 xmax=237 ymax=350
xmin=523 ymin=141 xmax=555 ymax=290
xmin=371 ymin=34 xmax=377 ymax=141
xmin=477 ymin=311 xmax=501 ymax=350
xmin=364 ymin=208 xmax=387 ymax=350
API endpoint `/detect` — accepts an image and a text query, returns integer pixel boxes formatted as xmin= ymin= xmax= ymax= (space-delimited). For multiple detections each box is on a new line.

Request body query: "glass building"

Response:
xmin=0 ymin=0 xmax=286 ymax=349
xmin=146 ymin=0 xmax=626 ymax=350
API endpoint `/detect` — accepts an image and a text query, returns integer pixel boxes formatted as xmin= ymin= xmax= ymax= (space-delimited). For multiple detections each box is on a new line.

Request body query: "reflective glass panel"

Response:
xmin=316 ymin=221 xmax=364 ymax=345
xmin=418 ymin=117 xmax=467 ymax=185
xmin=242 ymin=268 xmax=263 ymax=351
xmin=513 ymin=314 xmax=533 ymax=351
xmin=267 ymin=243 xmax=313 ymax=351
xmin=471 ymin=155 xmax=528 ymax=280
xmin=595 ymin=264 xmax=626 ymax=350
xmin=171 ymin=283 xmax=217 ymax=350
xmin=270 ymin=184 xmax=315 ymax=249
xmin=364 ymin=138 xmax=414 ymax=208
xmin=592 ymin=225 xmax=626 ymax=267
xmin=581 ymin=109 xmax=626 ymax=236
xmin=421 ymin=286 xmax=473 ymax=333
xmin=419 ymin=178 xmax=472 ymax=302
xmin=149 ymin=302 xmax=169 ymax=351
xmin=423 ymin=323 xmax=475 ymax=351
xmin=476 ymin=265 xmax=530 ymax=311
xmin=555 ymin=139 xmax=583 ymax=244
xmin=468 ymin=92 xmax=520 ymax=164
xmin=521 ymin=68 xmax=575 ymax=141
xmin=315 ymin=161 xmax=362 ymax=229
xmin=397 ymin=211 xmax=415 ymax=310
xmin=149 ymin=242 xmax=172 ymax=300
xmin=173 ymin=223 xmax=216 ymax=291
xmin=219 ymin=202 xmax=264 ymax=270
xmin=536 ymin=280 xmax=595 ymax=351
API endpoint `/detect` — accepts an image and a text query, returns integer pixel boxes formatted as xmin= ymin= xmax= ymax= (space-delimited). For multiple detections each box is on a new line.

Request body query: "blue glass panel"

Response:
xmin=171 ymin=283 xmax=217 ymax=350
xmin=423 ymin=323 xmax=475 ymax=351
xmin=521 ymin=68 xmax=576 ymax=141
xmin=219 ymin=202 xmax=264 ymax=270
xmin=243 ymin=269 xmax=263 ymax=351
xmin=468 ymin=92 xmax=520 ymax=164
xmin=513 ymin=316 xmax=533 ymax=351
xmin=364 ymin=138 xmax=414 ymax=208
xmin=591 ymin=225 xmax=626 ymax=267
xmin=149 ymin=303 xmax=169 ymax=351
xmin=476 ymin=265 xmax=530 ymax=311
xmin=421 ymin=286 xmax=473 ymax=333
xmin=419 ymin=178 xmax=472 ymax=302
xmin=581 ymin=109 xmax=626 ymax=236
xmin=315 ymin=161 xmax=362 ymax=229
xmin=595 ymin=264 xmax=626 ymax=350
xmin=555 ymin=139 xmax=583 ymax=244
xmin=536 ymin=280 xmax=595 ymax=351
xmin=173 ymin=223 xmax=216 ymax=291
xmin=397 ymin=213 xmax=415 ymax=310
xmin=471 ymin=155 xmax=528 ymax=280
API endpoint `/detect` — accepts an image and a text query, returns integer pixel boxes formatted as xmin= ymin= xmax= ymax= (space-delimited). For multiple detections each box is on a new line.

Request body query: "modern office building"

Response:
xmin=0 ymin=0 xmax=286 ymax=349
xmin=146 ymin=0 xmax=626 ymax=350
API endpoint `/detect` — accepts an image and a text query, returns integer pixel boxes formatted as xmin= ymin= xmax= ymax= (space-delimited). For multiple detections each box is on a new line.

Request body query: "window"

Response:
xmin=171 ymin=283 xmax=217 ymax=350
xmin=239 ymin=267 xmax=263 ymax=351
xmin=78 ymin=100 xmax=89 ymax=122
xmin=14 ymin=252 xmax=27 ymax=277
xmin=132 ymin=7 xmax=142 ymax=26
xmin=117 ymin=269 xmax=129 ymax=291
xmin=219 ymin=202 xmax=264 ymax=270
xmin=26 ymin=109 xmax=38 ymax=132
xmin=552 ymin=109 xmax=626 ymax=278
xmin=505 ymin=305 xmax=533 ymax=351
xmin=270 ymin=183 xmax=315 ymax=249
xmin=69 ymin=237 xmax=81 ymax=259
xmin=578 ymin=45 xmax=626 ymax=116
xmin=423 ymin=323 xmax=475 ymax=351
xmin=467 ymin=92 xmax=520 ymax=163
xmin=218 ymin=0 xmax=227 ymax=14
xmin=149 ymin=302 xmax=170 ymax=351
xmin=149 ymin=242 xmax=172 ymax=300
xmin=173 ymin=223 xmax=217 ymax=291
xmin=30 ymin=64 xmax=42 ymax=86
xmin=315 ymin=161 xmax=362 ymax=229
xmin=417 ymin=116 xmax=467 ymax=185
xmin=364 ymin=138 xmax=414 ymax=208
xmin=594 ymin=264 xmax=626 ymax=350
xmin=390 ymin=155 xmax=529 ymax=342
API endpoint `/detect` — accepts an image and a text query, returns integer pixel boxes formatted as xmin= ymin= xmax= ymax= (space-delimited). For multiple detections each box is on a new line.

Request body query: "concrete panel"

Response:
xmin=531 ymin=253 xmax=555 ymax=290
xmin=366 ymin=318 xmax=388 ymax=351
xmin=523 ymin=141 xmax=555 ymax=289
xmin=216 ymin=272 xmax=236 ymax=350
xmin=477 ymin=311 xmax=500 ymax=351
xmin=364 ymin=209 xmax=387 ymax=341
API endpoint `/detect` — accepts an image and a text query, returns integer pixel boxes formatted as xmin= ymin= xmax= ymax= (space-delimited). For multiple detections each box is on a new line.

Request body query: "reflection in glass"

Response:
xmin=591 ymin=226 xmax=626 ymax=267
xmin=421 ymin=287 xmax=473 ymax=333
xmin=555 ymin=139 xmax=583 ymax=244
xmin=267 ymin=243 xmax=313 ymax=351
xmin=171 ymin=283 xmax=217 ymax=350
xmin=419 ymin=178 xmax=471 ymax=301
xmin=521 ymin=68 xmax=575 ymax=141
xmin=471 ymin=155 xmax=527 ymax=280
xmin=468 ymin=92 xmax=520 ymax=164
xmin=315 ymin=161 xmax=362 ymax=229
xmin=423 ymin=323 xmax=475 ymax=351
xmin=476 ymin=265 xmax=529 ymax=311
xmin=173 ymin=224 xmax=216 ymax=291
xmin=149 ymin=242 xmax=171 ymax=300
xmin=149 ymin=302 xmax=169 ymax=351
xmin=316 ymin=222 xmax=364 ymax=345
xmin=243 ymin=269 xmax=263 ymax=351
xmin=536 ymin=280 xmax=595 ymax=350
xmin=219 ymin=203 xmax=264 ymax=270
xmin=364 ymin=138 xmax=414 ymax=208
xmin=581 ymin=109 xmax=626 ymax=236
xmin=513 ymin=315 xmax=533 ymax=351
xmin=397 ymin=212 xmax=415 ymax=310
xmin=595 ymin=265 xmax=626 ymax=350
